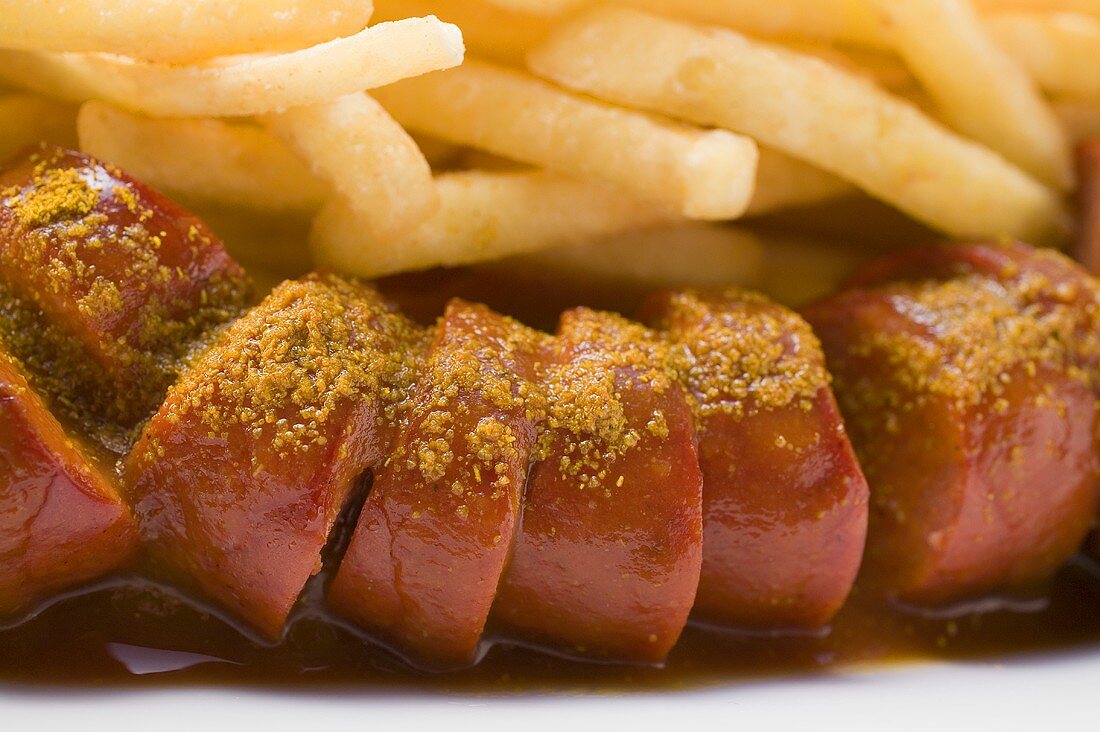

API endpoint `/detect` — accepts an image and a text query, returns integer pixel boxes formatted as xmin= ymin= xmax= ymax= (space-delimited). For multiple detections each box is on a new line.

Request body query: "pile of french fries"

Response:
xmin=1 ymin=0 xmax=1098 ymax=296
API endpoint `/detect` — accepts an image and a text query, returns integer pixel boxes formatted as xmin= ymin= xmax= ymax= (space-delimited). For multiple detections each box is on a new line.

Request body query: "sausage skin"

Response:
xmin=493 ymin=308 xmax=704 ymax=662
xmin=804 ymin=242 xmax=1100 ymax=604
xmin=643 ymin=290 xmax=868 ymax=629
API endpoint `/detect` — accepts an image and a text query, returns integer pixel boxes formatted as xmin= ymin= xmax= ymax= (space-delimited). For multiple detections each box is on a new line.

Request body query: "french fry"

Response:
xmin=0 ymin=17 xmax=464 ymax=118
xmin=264 ymin=92 xmax=437 ymax=240
xmin=76 ymin=100 xmax=326 ymax=213
xmin=0 ymin=94 xmax=78 ymax=161
xmin=863 ymin=0 xmax=1071 ymax=190
xmin=0 ymin=1 xmax=374 ymax=63
xmin=974 ymin=0 xmax=1100 ymax=14
xmin=374 ymin=59 xmax=759 ymax=220
xmin=516 ymin=224 xmax=766 ymax=290
xmin=522 ymin=0 xmax=890 ymax=46
xmin=776 ymin=40 xmax=939 ymax=114
xmin=480 ymin=0 xmax=587 ymax=16
xmin=310 ymin=170 xmax=680 ymax=277
xmin=748 ymin=150 xmax=855 ymax=216
xmin=986 ymin=11 xmax=1100 ymax=101
xmin=376 ymin=0 xmax=548 ymax=65
xmin=528 ymin=6 xmax=1069 ymax=244
xmin=780 ymin=41 xmax=917 ymax=93
xmin=0 ymin=50 xmax=100 ymax=103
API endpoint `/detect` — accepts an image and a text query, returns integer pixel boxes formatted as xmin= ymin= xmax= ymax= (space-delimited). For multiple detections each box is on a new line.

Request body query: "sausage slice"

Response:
xmin=124 ymin=276 xmax=422 ymax=639
xmin=804 ymin=242 xmax=1100 ymax=605
xmin=0 ymin=348 xmax=135 ymax=615
xmin=330 ymin=301 xmax=543 ymax=669
xmin=643 ymin=290 xmax=868 ymax=629
xmin=493 ymin=308 xmax=703 ymax=662
xmin=0 ymin=145 xmax=249 ymax=440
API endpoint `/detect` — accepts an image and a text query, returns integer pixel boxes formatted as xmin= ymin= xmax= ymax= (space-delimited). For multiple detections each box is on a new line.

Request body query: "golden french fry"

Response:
xmin=480 ymin=0 xmax=587 ymax=16
xmin=0 ymin=93 xmax=78 ymax=161
xmin=0 ymin=17 xmax=464 ymax=118
xmin=974 ymin=0 xmax=1100 ymax=14
xmin=0 ymin=1 xmax=374 ymax=63
xmin=864 ymin=0 xmax=1071 ymax=189
xmin=522 ymin=0 xmax=890 ymax=46
xmin=780 ymin=40 xmax=917 ymax=93
xmin=76 ymin=100 xmax=326 ymax=213
xmin=748 ymin=150 xmax=855 ymax=216
xmin=374 ymin=59 xmax=759 ymax=220
xmin=516 ymin=224 xmax=766 ymax=290
xmin=375 ymin=0 xmax=548 ymax=65
xmin=0 ymin=50 xmax=100 ymax=102
xmin=310 ymin=170 xmax=680 ymax=277
xmin=776 ymin=41 xmax=939 ymax=114
xmin=528 ymin=6 xmax=1068 ymax=244
xmin=264 ymin=92 xmax=437 ymax=241
xmin=987 ymin=11 xmax=1100 ymax=101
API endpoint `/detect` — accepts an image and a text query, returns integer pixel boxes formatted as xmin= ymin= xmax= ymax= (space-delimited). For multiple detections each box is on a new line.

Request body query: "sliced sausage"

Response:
xmin=329 ymin=300 xmax=543 ymax=669
xmin=0 ymin=144 xmax=249 ymax=434
xmin=123 ymin=276 xmax=423 ymax=639
xmin=0 ymin=348 xmax=136 ymax=616
xmin=493 ymin=308 xmax=703 ymax=662
xmin=643 ymin=290 xmax=868 ymax=629
xmin=804 ymin=242 xmax=1100 ymax=605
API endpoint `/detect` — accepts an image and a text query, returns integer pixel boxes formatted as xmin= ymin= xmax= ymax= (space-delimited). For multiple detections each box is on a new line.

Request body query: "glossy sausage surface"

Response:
xmin=643 ymin=290 xmax=868 ymax=629
xmin=11 ymin=147 xmax=1100 ymax=668
xmin=0 ymin=350 xmax=135 ymax=616
xmin=493 ymin=308 xmax=703 ymax=662
xmin=330 ymin=301 xmax=540 ymax=668
xmin=0 ymin=145 xmax=248 ymax=432
xmin=124 ymin=276 xmax=421 ymax=639
xmin=805 ymin=242 xmax=1100 ymax=604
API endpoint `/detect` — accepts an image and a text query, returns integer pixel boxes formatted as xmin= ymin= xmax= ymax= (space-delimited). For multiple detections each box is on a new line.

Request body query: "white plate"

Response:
xmin=3 ymin=650 xmax=1098 ymax=732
